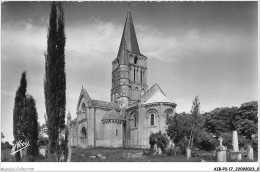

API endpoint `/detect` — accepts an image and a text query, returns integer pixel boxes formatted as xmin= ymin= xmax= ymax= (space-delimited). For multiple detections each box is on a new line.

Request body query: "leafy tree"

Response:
xmin=167 ymin=112 xmax=192 ymax=153
xmin=44 ymin=2 xmax=66 ymax=161
xmin=167 ymin=112 xmax=217 ymax=153
xmin=13 ymin=72 xmax=27 ymax=161
xmin=204 ymin=102 xmax=257 ymax=140
xmin=235 ymin=101 xmax=258 ymax=139
xmin=167 ymin=112 xmax=192 ymax=144
xmin=203 ymin=107 xmax=239 ymax=136
xmin=188 ymin=96 xmax=200 ymax=148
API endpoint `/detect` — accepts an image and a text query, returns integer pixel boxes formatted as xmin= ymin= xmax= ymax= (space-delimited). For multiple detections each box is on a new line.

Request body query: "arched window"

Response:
xmin=135 ymin=87 xmax=138 ymax=99
xmin=134 ymin=115 xmax=137 ymax=127
xmin=134 ymin=56 xmax=138 ymax=64
xmin=81 ymin=103 xmax=86 ymax=112
xmin=141 ymin=70 xmax=142 ymax=83
xmin=151 ymin=114 xmax=154 ymax=126
xmin=134 ymin=68 xmax=135 ymax=82
xmin=166 ymin=114 xmax=170 ymax=125
xmin=81 ymin=127 xmax=86 ymax=137
xmin=81 ymin=126 xmax=87 ymax=146
xmin=129 ymin=86 xmax=132 ymax=99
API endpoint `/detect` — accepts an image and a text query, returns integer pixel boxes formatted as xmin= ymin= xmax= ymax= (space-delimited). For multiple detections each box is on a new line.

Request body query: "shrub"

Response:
xmin=1 ymin=141 xmax=12 ymax=150
xmin=149 ymin=131 xmax=169 ymax=153
xmin=195 ymin=131 xmax=218 ymax=151
xmin=177 ymin=137 xmax=189 ymax=154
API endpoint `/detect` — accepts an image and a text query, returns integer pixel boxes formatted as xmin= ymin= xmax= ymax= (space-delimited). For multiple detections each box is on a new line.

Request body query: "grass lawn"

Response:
xmin=1 ymin=148 xmax=16 ymax=162
xmin=2 ymin=147 xmax=257 ymax=162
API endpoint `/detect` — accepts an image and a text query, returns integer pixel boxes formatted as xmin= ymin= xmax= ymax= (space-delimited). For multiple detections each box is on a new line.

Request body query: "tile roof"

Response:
xmin=102 ymin=110 xmax=125 ymax=121
xmin=91 ymin=99 xmax=119 ymax=109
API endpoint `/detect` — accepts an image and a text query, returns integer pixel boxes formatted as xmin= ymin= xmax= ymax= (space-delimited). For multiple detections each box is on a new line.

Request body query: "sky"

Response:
xmin=1 ymin=1 xmax=258 ymax=143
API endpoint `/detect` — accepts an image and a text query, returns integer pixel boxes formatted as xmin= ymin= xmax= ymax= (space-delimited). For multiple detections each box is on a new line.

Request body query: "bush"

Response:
xmin=1 ymin=141 xmax=12 ymax=150
xmin=177 ymin=137 xmax=189 ymax=155
xmin=149 ymin=131 xmax=169 ymax=153
xmin=195 ymin=131 xmax=218 ymax=151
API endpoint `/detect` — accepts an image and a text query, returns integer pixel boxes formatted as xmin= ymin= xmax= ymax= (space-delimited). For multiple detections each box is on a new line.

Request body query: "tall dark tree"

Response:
xmin=13 ymin=72 xmax=27 ymax=161
xmin=24 ymin=95 xmax=39 ymax=159
xmin=44 ymin=2 xmax=66 ymax=161
xmin=13 ymin=72 xmax=39 ymax=161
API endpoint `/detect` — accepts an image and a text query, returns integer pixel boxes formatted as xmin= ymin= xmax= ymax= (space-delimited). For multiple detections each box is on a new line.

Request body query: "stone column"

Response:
xmin=186 ymin=147 xmax=191 ymax=160
xmin=230 ymin=130 xmax=242 ymax=161
xmin=232 ymin=130 xmax=239 ymax=151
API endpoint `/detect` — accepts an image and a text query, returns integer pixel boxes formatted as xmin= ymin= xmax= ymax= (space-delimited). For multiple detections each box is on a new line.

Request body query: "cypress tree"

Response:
xmin=24 ymin=95 xmax=39 ymax=160
xmin=13 ymin=72 xmax=27 ymax=161
xmin=13 ymin=72 xmax=39 ymax=161
xmin=44 ymin=2 xmax=66 ymax=161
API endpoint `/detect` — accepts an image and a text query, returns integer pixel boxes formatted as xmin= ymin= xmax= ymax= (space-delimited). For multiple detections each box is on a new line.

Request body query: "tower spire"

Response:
xmin=117 ymin=7 xmax=140 ymax=57
xmin=127 ymin=2 xmax=130 ymax=11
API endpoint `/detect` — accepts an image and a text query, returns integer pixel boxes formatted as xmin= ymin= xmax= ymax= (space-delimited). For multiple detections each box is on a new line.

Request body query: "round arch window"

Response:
xmin=134 ymin=56 xmax=138 ymax=64
xmin=81 ymin=127 xmax=87 ymax=137
xmin=166 ymin=114 xmax=170 ymax=125
xmin=150 ymin=113 xmax=155 ymax=126
xmin=81 ymin=103 xmax=86 ymax=112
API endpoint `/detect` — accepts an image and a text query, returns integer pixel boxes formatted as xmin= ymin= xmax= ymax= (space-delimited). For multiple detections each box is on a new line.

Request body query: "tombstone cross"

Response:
xmin=218 ymin=137 xmax=223 ymax=147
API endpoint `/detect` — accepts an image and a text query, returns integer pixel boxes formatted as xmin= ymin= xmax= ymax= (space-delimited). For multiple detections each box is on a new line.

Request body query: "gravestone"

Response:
xmin=186 ymin=147 xmax=191 ymax=160
xmin=247 ymin=145 xmax=254 ymax=161
xmin=216 ymin=137 xmax=227 ymax=162
xmin=39 ymin=146 xmax=47 ymax=157
xmin=153 ymin=144 xmax=162 ymax=156
xmin=230 ymin=130 xmax=242 ymax=161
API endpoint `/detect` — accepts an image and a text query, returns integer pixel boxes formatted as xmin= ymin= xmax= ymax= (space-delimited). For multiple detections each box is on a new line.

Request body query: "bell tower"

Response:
xmin=111 ymin=9 xmax=148 ymax=107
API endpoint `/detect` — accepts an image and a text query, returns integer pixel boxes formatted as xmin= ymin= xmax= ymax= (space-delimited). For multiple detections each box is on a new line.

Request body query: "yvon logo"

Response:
xmin=10 ymin=140 xmax=30 ymax=155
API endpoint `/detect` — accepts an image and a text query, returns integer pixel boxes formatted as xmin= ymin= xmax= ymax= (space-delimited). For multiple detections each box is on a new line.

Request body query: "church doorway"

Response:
xmin=80 ymin=126 xmax=87 ymax=147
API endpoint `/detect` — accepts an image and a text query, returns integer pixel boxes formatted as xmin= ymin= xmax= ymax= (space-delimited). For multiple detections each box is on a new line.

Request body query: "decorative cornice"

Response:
xmin=129 ymin=81 xmax=148 ymax=87
xmin=102 ymin=119 xmax=125 ymax=124
xmin=144 ymin=102 xmax=177 ymax=108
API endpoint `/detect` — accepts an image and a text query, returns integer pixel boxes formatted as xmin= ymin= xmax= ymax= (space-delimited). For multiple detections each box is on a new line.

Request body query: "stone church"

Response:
xmin=67 ymin=9 xmax=177 ymax=148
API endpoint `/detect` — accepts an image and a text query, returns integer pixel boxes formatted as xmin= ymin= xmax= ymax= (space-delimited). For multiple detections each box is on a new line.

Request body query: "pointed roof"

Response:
xmin=144 ymin=90 xmax=171 ymax=104
xmin=140 ymin=83 xmax=166 ymax=103
xmin=117 ymin=10 xmax=140 ymax=57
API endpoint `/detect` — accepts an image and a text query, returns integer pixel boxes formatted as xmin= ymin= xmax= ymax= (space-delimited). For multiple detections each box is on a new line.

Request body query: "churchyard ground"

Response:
xmin=1 ymin=147 xmax=257 ymax=162
xmin=70 ymin=147 xmax=257 ymax=162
